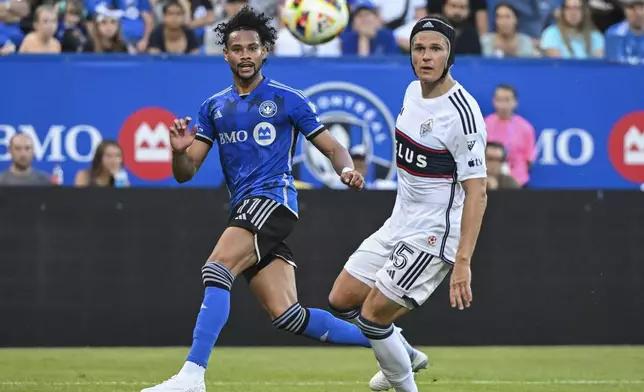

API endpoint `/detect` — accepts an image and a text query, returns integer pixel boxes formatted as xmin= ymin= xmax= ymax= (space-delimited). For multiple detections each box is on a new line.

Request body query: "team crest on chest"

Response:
xmin=420 ymin=118 xmax=433 ymax=137
xmin=259 ymin=100 xmax=277 ymax=118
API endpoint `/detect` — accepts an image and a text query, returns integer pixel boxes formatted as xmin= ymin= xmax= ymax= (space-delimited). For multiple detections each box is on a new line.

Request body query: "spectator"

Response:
xmin=91 ymin=9 xmax=133 ymax=52
xmin=182 ymin=0 xmax=215 ymax=46
xmin=204 ymin=0 xmax=246 ymax=55
xmin=605 ymin=0 xmax=644 ymax=64
xmin=19 ymin=5 xmax=61 ymax=53
xmin=588 ymin=0 xmax=624 ymax=32
xmin=148 ymin=0 xmax=199 ymax=54
xmin=480 ymin=3 xmax=538 ymax=57
xmin=90 ymin=0 xmax=153 ymax=52
xmin=341 ymin=0 xmax=399 ymax=56
xmin=273 ymin=1 xmax=341 ymax=56
xmin=485 ymin=84 xmax=536 ymax=187
xmin=0 ymin=0 xmax=30 ymax=49
xmin=428 ymin=0 xmax=488 ymax=35
xmin=443 ymin=0 xmax=482 ymax=54
xmin=74 ymin=140 xmax=125 ymax=188
xmin=0 ymin=134 xmax=52 ymax=186
xmin=373 ymin=0 xmax=427 ymax=31
xmin=0 ymin=35 xmax=14 ymax=53
xmin=485 ymin=142 xmax=521 ymax=190
xmin=393 ymin=1 xmax=429 ymax=52
xmin=58 ymin=0 xmax=93 ymax=52
xmin=541 ymin=0 xmax=604 ymax=58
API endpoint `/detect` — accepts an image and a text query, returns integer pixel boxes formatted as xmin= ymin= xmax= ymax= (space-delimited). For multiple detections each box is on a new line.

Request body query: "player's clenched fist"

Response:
xmin=169 ymin=116 xmax=198 ymax=153
xmin=341 ymin=169 xmax=365 ymax=191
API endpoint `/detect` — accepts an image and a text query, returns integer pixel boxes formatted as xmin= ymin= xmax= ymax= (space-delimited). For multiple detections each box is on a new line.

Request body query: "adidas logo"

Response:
xmin=235 ymin=213 xmax=247 ymax=220
xmin=422 ymin=21 xmax=434 ymax=28
xmin=214 ymin=110 xmax=222 ymax=119
xmin=387 ymin=270 xmax=396 ymax=279
xmin=467 ymin=140 xmax=476 ymax=151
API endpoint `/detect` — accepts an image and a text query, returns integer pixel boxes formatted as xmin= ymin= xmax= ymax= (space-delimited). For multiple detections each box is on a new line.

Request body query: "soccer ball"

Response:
xmin=281 ymin=0 xmax=349 ymax=45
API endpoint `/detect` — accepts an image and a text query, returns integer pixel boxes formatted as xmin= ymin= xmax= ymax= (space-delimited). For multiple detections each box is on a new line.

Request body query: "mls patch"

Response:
xmin=467 ymin=140 xmax=476 ymax=151
xmin=259 ymin=100 xmax=277 ymax=118
xmin=420 ymin=118 xmax=433 ymax=137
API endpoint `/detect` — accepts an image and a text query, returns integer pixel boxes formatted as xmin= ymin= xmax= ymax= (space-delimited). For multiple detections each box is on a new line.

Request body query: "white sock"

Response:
xmin=395 ymin=326 xmax=416 ymax=360
xmin=357 ymin=316 xmax=418 ymax=392
xmin=179 ymin=361 xmax=205 ymax=378
xmin=339 ymin=310 xmax=415 ymax=360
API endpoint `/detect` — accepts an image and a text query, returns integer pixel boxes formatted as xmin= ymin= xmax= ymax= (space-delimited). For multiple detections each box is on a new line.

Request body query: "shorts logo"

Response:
xmin=118 ymin=106 xmax=175 ymax=181
xmin=253 ymin=122 xmax=276 ymax=146
xmin=428 ymin=236 xmax=437 ymax=246
xmin=294 ymin=82 xmax=396 ymax=187
xmin=259 ymin=100 xmax=277 ymax=118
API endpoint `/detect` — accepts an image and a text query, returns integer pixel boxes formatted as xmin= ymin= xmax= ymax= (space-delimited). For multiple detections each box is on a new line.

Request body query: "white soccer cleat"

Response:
xmin=140 ymin=374 xmax=206 ymax=392
xmin=368 ymin=350 xmax=429 ymax=391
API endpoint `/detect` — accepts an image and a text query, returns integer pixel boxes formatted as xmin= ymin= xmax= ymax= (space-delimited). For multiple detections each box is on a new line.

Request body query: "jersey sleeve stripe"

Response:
xmin=452 ymin=91 xmax=474 ymax=135
xmin=456 ymin=89 xmax=478 ymax=134
xmin=267 ymin=81 xmax=306 ymax=99
xmin=195 ymin=133 xmax=214 ymax=146
xmin=305 ymin=124 xmax=325 ymax=140
xmin=448 ymin=95 xmax=469 ymax=135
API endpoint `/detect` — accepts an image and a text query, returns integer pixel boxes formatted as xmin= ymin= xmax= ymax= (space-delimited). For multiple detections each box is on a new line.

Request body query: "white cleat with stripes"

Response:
xmin=368 ymin=349 xmax=429 ymax=391
xmin=140 ymin=374 xmax=205 ymax=392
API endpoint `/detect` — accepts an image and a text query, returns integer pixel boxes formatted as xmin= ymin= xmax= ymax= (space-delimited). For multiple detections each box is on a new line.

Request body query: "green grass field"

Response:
xmin=1 ymin=347 xmax=643 ymax=392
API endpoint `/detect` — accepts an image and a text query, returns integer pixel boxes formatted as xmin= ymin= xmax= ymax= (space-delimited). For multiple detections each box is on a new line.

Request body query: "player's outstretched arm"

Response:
xmin=169 ymin=117 xmax=210 ymax=183
xmin=309 ymin=130 xmax=364 ymax=190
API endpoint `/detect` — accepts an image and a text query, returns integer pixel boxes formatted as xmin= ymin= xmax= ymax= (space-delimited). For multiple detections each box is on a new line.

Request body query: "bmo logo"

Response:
xmin=536 ymin=128 xmax=594 ymax=166
xmin=0 ymin=124 xmax=102 ymax=162
xmin=218 ymin=130 xmax=248 ymax=145
xmin=118 ymin=107 xmax=175 ymax=181
xmin=608 ymin=111 xmax=644 ymax=183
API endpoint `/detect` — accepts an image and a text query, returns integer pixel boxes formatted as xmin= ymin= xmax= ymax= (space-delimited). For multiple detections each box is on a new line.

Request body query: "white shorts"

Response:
xmin=344 ymin=221 xmax=453 ymax=309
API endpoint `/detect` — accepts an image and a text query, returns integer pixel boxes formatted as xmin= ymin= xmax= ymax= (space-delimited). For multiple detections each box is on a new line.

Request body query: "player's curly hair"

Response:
xmin=214 ymin=6 xmax=278 ymax=53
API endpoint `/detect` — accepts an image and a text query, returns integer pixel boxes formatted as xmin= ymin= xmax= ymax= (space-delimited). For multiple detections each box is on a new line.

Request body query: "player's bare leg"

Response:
xmin=358 ymin=288 xmax=418 ymax=392
xmin=249 ymin=259 xmax=370 ymax=346
xmin=329 ymin=269 xmax=429 ymax=391
xmin=141 ymin=227 xmax=258 ymax=392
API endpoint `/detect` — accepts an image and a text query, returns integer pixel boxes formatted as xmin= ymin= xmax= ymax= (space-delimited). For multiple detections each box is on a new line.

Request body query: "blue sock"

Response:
xmin=185 ymin=262 xmax=234 ymax=368
xmin=272 ymin=303 xmax=371 ymax=347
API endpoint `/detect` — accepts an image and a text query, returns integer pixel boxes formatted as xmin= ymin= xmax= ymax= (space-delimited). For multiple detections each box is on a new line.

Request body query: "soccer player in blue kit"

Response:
xmin=141 ymin=7 xmax=375 ymax=392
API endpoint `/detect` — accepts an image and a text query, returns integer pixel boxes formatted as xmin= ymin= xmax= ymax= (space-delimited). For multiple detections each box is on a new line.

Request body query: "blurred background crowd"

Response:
xmin=1 ymin=0 xmax=642 ymax=61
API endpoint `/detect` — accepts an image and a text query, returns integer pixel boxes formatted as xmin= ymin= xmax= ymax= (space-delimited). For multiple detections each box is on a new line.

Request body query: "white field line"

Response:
xmin=0 ymin=380 xmax=643 ymax=386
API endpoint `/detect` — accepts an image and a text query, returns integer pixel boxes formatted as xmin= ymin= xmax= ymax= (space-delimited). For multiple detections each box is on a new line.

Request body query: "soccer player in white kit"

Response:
xmin=327 ymin=16 xmax=488 ymax=392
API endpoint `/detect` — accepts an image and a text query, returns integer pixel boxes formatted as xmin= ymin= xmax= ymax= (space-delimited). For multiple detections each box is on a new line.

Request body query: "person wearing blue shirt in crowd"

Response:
xmin=605 ymin=0 xmax=644 ymax=64
xmin=88 ymin=0 xmax=153 ymax=51
xmin=341 ymin=0 xmax=400 ymax=56
xmin=0 ymin=0 xmax=30 ymax=49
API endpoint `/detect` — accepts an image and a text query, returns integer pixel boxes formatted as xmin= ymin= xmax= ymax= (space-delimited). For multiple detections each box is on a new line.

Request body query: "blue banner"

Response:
xmin=1 ymin=55 xmax=643 ymax=189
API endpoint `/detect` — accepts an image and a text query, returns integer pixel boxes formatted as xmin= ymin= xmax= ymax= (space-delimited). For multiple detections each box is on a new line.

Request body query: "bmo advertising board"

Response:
xmin=0 ymin=55 xmax=642 ymax=189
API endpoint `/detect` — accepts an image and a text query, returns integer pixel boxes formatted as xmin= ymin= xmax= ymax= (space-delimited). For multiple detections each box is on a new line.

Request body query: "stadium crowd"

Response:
xmin=0 ymin=0 xmax=642 ymax=61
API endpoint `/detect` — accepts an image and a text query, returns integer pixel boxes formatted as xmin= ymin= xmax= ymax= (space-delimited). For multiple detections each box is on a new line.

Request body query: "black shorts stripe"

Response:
xmin=401 ymin=255 xmax=434 ymax=291
xmin=396 ymin=252 xmax=430 ymax=289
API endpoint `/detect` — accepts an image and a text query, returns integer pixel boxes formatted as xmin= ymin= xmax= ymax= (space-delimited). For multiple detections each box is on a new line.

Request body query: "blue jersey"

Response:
xmin=195 ymin=77 xmax=325 ymax=217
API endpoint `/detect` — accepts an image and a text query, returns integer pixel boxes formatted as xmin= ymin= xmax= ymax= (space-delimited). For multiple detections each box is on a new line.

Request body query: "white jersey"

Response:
xmin=388 ymin=80 xmax=487 ymax=263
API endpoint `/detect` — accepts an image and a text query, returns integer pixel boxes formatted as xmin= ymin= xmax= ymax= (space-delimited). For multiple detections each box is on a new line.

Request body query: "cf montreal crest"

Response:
xmin=293 ymin=82 xmax=396 ymax=187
